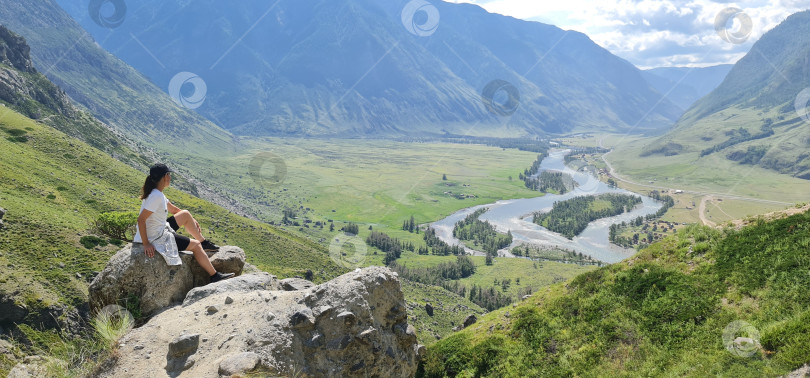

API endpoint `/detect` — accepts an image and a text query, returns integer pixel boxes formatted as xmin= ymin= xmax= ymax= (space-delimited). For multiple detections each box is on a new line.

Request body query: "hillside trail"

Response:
xmin=699 ymin=196 xmax=716 ymax=227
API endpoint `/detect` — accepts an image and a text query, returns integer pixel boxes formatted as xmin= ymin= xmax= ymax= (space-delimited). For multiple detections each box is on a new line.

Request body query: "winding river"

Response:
xmin=431 ymin=149 xmax=664 ymax=264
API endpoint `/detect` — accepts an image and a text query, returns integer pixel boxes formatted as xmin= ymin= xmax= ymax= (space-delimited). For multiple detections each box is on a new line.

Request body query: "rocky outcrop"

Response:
xmin=0 ymin=25 xmax=76 ymax=122
xmin=787 ymin=364 xmax=810 ymax=378
xmin=88 ymin=244 xmax=246 ymax=318
xmin=183 ymin=272 xmax=280 ymax=306
xmin=279 ymin=277 xmax=314 ymax=291
xmin=99 ymin=267 xmax=421 ymax=377
xmin=0 ymin=26 xmax=35 ymax=73
xmin=463 ymin=314 xmax=477 ymax=328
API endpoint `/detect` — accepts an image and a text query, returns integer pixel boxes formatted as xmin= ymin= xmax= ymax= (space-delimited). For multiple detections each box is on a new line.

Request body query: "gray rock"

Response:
xmin=279 ymin=277 xmax=314 ymax=291
xmin=0 ymin=294 xmax=28 ymax=324
xmin=218 ymin=352 xmax=260 ymax=376
xmin=337 ymin=311 xmax=356 ymax=326
xmin=289 ymin=308 xmax=315 ymax=329
xmin=207 ymin=246 xmax=246 ymax=274
xmin=463 ymin=314 xmax=477 ymax=328
xmin=88 ymin=244 xmax=246 ymax=317
xmin=224 ymin=296 xmax=233 ymax=305
xmin=183 ymin=273 xmax=278 ymax=306
xmin=786 ymin=364 xmax=810 ymax=378
xmin=168 ymin=334 xmax=200 ymax=358
xmin=415 ymin=344 xmax=426 ymax=359
xmin=98 ymin=267 xmax=419 ymax=377
xmin=241 ymin=262 xmax=262 ymax=274
xmin=0 ymin=206 xmax=5 ymax=218
xmin=425 ymin=302 xmax=434 ymax=316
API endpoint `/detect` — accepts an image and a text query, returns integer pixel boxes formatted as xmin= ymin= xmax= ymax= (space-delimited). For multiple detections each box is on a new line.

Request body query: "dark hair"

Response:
xmin=140 ymin=175 xmax=159 ymax=200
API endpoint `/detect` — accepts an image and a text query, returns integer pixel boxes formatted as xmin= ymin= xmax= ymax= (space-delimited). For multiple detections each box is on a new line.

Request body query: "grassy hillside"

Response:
xmin=0 ymin=0 xmax=234 ymax=152
xmin=0 ymin=107 xmax=346 ymax=374
xmin=642 ymin=10 xmax=810 ymax=179
xmin=420 ymin=210 xmax=810 ymax=377
xmin=402 ymin=280 xmax=487 ymax=346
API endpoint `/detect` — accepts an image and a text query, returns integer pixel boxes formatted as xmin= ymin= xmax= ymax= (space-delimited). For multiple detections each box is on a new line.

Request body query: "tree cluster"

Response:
xmin=609 ymin=192 xmax=676 ymax=247
xmin=391 ymin=256 xmax=513 ymax=311
xmin=340 ymin=223 xmax=359 ymax=235
xmin=402 ymin=215 xmax=418 ymax=233
xmin=423 ymin=227 xmax=465 ymax=256
xmin=534 ymin=194 xmax=642 ymax=239
xmin=453 ymin=209 xmax=512 ymax=255
xmin=365 ymin=230 xmax=415 ymax=265
xmin=523 ymin=171 xmax=577 ymax=194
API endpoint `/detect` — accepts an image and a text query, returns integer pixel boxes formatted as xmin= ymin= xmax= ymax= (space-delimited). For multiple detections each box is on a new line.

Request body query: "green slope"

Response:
xmin=0 ymin=106 xmax=342 ymax=372
xmin=643 ymin=10 xmax=810 ymax=180
xmin=420 ymin=212 xmax=810 ymax=377
xmin=0 ymin=0 xmax=234 ymax=151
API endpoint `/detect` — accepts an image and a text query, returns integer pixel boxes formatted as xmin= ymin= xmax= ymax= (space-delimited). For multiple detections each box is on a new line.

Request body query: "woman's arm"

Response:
xmin=137 ymin=209 xmax=156 ymax=258
xmin=167 ymin=201 xmax=181 ymax=215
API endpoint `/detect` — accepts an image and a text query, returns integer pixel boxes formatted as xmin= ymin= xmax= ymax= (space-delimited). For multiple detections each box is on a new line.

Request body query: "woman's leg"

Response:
xmin=187 ymin=239 xmax=216 ymax=276
xmin=173 ymin=210 xmax=205 ymax=241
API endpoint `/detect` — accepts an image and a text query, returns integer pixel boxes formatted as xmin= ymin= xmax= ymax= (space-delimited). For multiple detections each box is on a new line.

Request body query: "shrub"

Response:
xmin=94 ymin=211 xmax=138 ymax=240
xmin=80 ymin=235 xmax=107 ymax=249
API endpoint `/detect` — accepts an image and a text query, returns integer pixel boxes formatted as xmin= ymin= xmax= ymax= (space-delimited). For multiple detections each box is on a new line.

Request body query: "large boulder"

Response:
xmin=183 ymin=272 xmax=280 ymax=306
xmin=98 ymin=267 xmax=421 ymax=377
xmin=88 ymin=244 xmax=245 ymax=318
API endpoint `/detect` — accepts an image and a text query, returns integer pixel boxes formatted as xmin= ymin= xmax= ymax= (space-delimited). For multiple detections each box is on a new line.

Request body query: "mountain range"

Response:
xmin=53 ymin=0 xmax=681 ymax=137
xmin=644 ymin=10 xmax=810 ymax=179
xmin=641 ymin=65 xmax=732 ymax=111
xmin=0 ymin=0 xmax=235 ymax=152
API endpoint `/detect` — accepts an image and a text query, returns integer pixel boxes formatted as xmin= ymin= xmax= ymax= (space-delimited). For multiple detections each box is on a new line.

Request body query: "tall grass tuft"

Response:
xmin=93 ymin=305 xmax=134 ymax=350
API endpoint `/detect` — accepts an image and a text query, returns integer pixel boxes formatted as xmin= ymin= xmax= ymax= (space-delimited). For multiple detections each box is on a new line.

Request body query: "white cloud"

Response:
xmin=444 ymin=0 xmax=810 ymax=68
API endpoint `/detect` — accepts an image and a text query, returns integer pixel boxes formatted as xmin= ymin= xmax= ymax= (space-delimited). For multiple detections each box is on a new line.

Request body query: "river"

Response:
xmin=430 ymin=149 xmax=664 ymax=264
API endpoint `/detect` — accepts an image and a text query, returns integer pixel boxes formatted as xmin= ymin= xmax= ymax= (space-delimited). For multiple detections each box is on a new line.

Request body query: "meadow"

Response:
xmin=562 ymin=133 xmax=803 ymax=225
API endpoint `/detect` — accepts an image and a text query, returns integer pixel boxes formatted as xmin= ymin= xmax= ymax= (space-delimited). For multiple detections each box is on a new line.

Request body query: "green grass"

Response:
xmin=456 ymin=256 xmax=596 ymax=299
xmin=421 ymin=214 xmax=810 ymax=377
xmin=397 ymin=252 xmax=596 ymax=300
xmin=173 ymin=137 xmax=541 ymax=231
xmin=402 ymin=280 xmax=486 ymax=346
xmin=0 ymin=107 xmax=347 ymax=375
xmin=601 ymin=121 xmax=810 ymax=205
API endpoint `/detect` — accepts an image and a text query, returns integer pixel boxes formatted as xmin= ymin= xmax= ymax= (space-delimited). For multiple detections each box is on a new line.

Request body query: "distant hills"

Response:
xmin=0 ymin=0 xmax=235 ymax=153
xmin=641 ymin=65 xmax=732 ymax=111
xmin=643 ymin=10 xmax=810 ymax=179
xmin=53 ymin=0 xmax=680 ymax=137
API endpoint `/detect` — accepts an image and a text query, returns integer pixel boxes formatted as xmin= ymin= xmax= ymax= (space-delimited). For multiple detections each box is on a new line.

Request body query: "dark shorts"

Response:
xmin=167 ymin=216 xmax=191 ymax=251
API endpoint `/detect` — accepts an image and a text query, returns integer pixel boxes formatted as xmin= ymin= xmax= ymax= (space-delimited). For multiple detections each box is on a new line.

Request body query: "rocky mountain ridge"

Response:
xmin=54 ymin=0 xmax=681 ymax=137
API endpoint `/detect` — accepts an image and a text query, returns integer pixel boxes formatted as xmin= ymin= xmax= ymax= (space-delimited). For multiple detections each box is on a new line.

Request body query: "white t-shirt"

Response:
xmin=133 ymin=189 xmax=170 ymax=243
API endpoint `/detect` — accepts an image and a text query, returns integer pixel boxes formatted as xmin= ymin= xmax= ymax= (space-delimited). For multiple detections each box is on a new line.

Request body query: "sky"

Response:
xmin=446 ymin=0 xmax=810 ymax=69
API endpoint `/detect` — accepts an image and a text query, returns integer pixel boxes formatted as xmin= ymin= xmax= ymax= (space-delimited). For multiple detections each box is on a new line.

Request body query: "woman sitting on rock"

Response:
xmin=134 ymin=163 xmax=234 ymax=283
